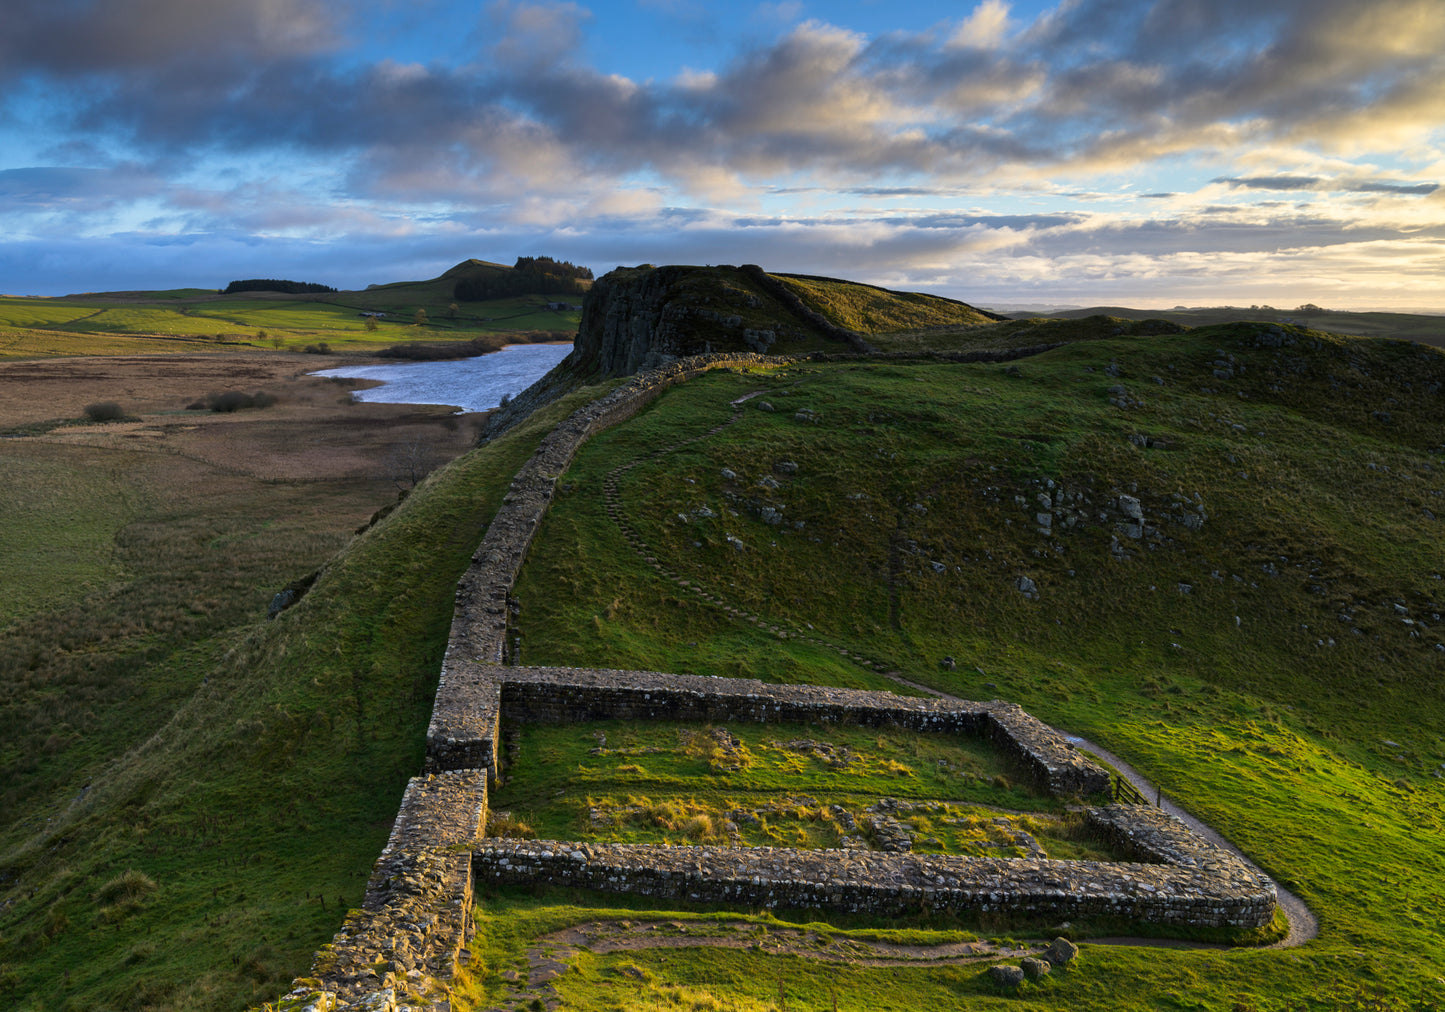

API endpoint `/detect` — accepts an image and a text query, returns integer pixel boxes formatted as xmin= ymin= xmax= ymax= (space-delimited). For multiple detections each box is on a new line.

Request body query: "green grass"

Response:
xmin=501 ymin=323 xmax=1445 ymax=1008
xmin=0 ymin=444 xmax=134 ymax=621
xmin=1044 ymin=304 xmax=1445 ymax=348
xmin=7 ymin=299 xmax=1445 ymax=1009
xmin=491 ymin=719 xmax=1115 ymax=858
xmin=774 ymin=273 xmax=1000 ymax=335
xmin=0 ymin=380 xmax=622 ymax=1010
xmin=0 ymin=275 xmax=581 ymax=357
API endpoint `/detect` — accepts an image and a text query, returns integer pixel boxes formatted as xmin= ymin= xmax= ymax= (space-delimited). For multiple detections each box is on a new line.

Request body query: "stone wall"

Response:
xmin=425 ymin=663 xmax=1109 ymax=798
xmin=276 ymin=771 xmax=487 ymax=1010
xmin=472 ymin=820 xmax=1276 ymax=928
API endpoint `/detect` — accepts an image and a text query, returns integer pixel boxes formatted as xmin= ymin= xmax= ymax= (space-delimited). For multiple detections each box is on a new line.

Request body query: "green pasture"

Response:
xmin=0 ymin=445 xmax=135 ymax=622
xmin=0 ymin=287 xmax=580 ymax=357
xmin=503 ymin=325 xmax=1445 ymax=1007
xmin=491 ymin=718 xmax=1118 ymax=858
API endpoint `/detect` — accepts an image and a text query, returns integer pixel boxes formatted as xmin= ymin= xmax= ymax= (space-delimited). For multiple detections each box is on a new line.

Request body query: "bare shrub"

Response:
xmin=204 ymin=391 xmax=277 ymax=413
xmin=83 ymin=401 xmax=125 ymax=422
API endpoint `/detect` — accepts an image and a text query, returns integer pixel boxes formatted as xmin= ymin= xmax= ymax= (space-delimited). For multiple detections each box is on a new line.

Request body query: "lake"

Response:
xmin=311 ymin=342 xmax=573 ymax=412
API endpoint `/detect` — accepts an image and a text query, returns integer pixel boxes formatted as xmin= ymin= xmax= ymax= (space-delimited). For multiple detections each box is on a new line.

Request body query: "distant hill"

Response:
xmin=0 ymin=258 xmax=587 ymax=354
xmin=1029 ymin=305 xmax=1445 ymax=349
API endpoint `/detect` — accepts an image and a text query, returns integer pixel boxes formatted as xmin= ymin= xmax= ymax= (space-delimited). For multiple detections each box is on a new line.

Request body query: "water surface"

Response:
xmin=312 ymin=342 xmax=572 ymax=412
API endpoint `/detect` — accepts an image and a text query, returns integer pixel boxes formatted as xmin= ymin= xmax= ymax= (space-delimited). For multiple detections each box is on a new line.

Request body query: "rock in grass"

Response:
xmin=988 ymin=965 xmax=1025 ymax=987
xmin=1021 ymin=956 xmax=1051 ymax=979
xmin=1043 ymin=936 xmax=1079 ymax=966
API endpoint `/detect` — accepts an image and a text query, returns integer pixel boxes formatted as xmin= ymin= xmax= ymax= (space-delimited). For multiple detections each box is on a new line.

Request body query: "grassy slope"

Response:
xmin=502 ymin=325 xmax=1445 ymax=1008
xmin=1045 ymin=305 xmax=1445 ymax=349
xmin=774 ymin=273 xmax=1001 ymax=336
xmin=0 ymin=261 xmax=582 ymax=358
xmin=0 ymin=382 xmax=619 ymax=1011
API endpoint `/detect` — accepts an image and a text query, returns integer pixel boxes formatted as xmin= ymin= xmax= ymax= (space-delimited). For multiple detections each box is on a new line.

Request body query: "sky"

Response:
xmin=2 ymin=0 xmax=1444 ymax=310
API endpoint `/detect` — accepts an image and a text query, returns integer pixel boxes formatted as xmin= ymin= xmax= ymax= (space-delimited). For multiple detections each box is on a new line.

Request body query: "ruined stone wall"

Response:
xmin=472 ymin=824 xmax=1277 ymax=928
xmin=277 ymin=771 xmax=487 ymax=1009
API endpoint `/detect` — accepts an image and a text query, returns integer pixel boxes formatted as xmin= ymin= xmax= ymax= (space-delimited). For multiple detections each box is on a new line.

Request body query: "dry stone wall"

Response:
xmin=427 ymin=662 xmax=1109 ymax=798
xmin=472 ymin=823 xmax=1275 ymax=928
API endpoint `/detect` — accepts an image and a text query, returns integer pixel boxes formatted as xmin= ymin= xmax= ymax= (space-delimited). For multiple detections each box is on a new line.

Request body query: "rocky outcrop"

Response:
xmin=570 ymin=264 xmax=845 ymax=377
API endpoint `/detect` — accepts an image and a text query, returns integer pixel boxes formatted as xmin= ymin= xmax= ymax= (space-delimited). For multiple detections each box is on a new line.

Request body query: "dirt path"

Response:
xmin=479 ymin=920 xmax=1060 ymax=1011
xmin=1054 ymin=733 xmax=1319 ymax=949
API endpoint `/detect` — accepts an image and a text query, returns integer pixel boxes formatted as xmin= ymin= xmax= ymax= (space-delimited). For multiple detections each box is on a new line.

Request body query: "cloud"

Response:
xmin=1217 ymin=175 xmax=1439 ymax=195
xmin=0 ymin=0 xmax=341 ymax=79
xmin=5 ymin=0 xmax=1445 ymax=306
xmin=11 ymin=0 xmax=1445 ymax=196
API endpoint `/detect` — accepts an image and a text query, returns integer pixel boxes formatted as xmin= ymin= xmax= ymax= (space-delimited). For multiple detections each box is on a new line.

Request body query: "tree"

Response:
xmin=364 ymin=316 xmax=379 ymax=332
xmin=387 ymin=436 xmax=437 ymax=490
xmin=414 ymin=308 xmax=428 ymax=326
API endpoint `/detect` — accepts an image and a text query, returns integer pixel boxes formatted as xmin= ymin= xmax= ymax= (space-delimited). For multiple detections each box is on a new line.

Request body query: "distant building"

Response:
xmin=360 ymin=311 xmax=387 ymax=318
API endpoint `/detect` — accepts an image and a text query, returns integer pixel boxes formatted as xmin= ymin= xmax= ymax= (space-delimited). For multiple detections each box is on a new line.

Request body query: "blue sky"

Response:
xmin=2 ymin=0 xmax=1443 ymax=309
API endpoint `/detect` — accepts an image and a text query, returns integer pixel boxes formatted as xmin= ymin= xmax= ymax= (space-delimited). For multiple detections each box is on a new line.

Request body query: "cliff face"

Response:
xmin=571 ymin=264 xmax=850 ymax=377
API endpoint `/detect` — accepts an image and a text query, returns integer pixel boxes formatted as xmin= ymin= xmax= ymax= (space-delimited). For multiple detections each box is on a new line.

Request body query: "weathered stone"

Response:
xmin=1043 ymin=936 xmax=1079 ymax=966
xmin=988 ymin=965 xmax=1026 ymax=987
xmin=1020 ymin=956 xmax=1051 ymax=979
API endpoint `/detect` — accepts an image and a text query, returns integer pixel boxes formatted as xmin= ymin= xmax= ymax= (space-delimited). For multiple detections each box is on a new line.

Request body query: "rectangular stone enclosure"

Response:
xmin=425 ymin=662 xmax=1277 ymax=929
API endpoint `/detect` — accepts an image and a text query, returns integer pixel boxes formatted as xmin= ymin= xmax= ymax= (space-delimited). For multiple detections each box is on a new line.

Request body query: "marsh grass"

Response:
xmin=0 ymin=380 xmax=621 ymax=1010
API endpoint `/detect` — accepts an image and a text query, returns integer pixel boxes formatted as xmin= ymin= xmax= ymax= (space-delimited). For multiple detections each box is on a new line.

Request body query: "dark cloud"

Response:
xmin=1218 ymin=175 xmax=1439 ymax=195
xmin=0 ymin=0 xmax=342 ymax=78
xmin=1216 ymin=175 xmax=1324 ymax=191
xmin=0 ymin=165 xmax=165 ymax=210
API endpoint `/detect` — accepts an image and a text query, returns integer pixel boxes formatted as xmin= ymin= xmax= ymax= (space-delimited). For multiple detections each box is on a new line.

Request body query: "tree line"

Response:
xmin=224 ymin=279 xmax=337 ymax=295
xmin=453 ymin=256 xmax=593 ymax=302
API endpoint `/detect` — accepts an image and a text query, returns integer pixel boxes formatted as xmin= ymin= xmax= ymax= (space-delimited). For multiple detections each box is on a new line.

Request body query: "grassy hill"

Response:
xmin=1035 ymin=304 xmax=1445 ymax=349
xmin=0 ymin=260 xmax=582 ymax=359
xmin=492 ymin=322 xmax=1445 ymax=1008
xmin=4 ymin=265 xmax=1445 ymax=1009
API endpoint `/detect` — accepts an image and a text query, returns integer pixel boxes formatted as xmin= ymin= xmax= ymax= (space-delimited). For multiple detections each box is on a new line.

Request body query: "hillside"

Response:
xmin=3 ymin=266 xmax=1445 ymax=1010
xmin=1031 ymin=304 xmax=1445 ymax=349
xmin=0 ymin=259 xmax=583 ymax=358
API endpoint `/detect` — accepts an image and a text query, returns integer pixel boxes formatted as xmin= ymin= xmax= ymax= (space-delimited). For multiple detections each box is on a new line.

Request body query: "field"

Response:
xmin=1038 ymin=305 xmax=1445 ymax=349
xmin=0 ymin=334 xmax=610 ymax=1009
xmin=0 ymin=271 xmax=582 ymax=358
